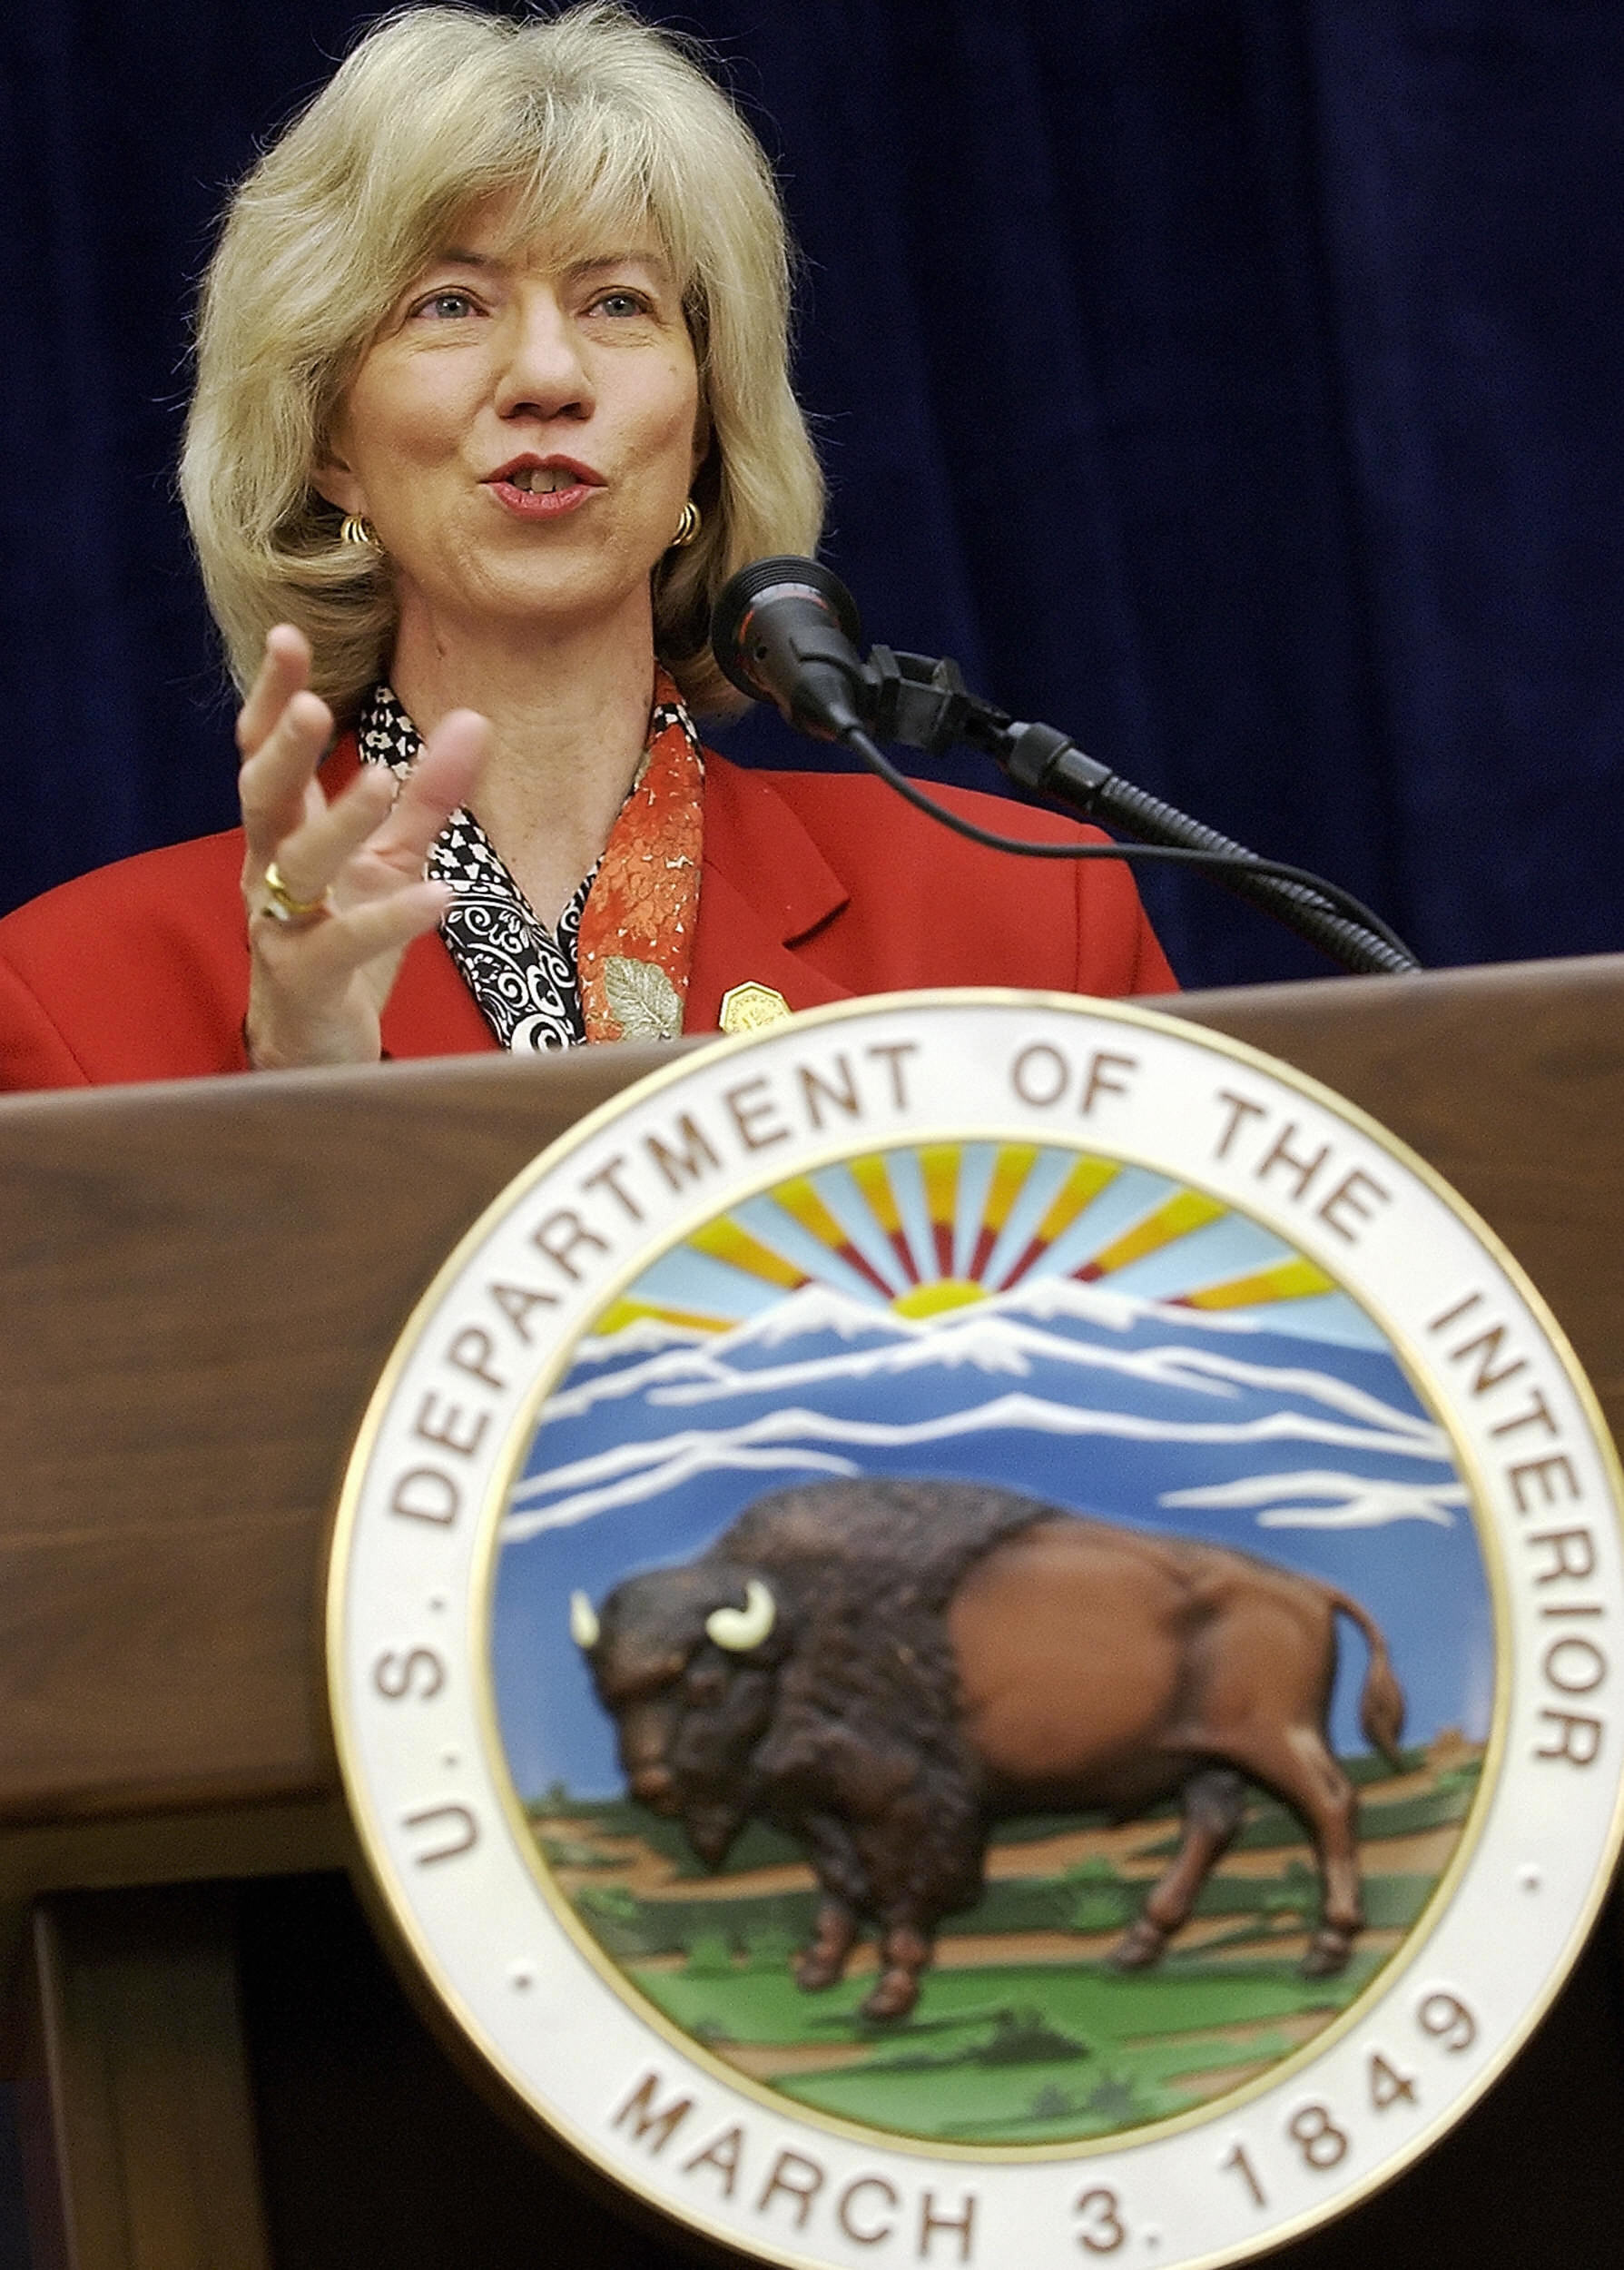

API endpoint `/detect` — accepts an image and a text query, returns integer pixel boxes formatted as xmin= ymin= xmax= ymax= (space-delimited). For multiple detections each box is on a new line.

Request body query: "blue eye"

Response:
xmin=594 ymin=291 xmax=646 ymax=318
xmin=416 ymin=289 xmax=477 ymax=320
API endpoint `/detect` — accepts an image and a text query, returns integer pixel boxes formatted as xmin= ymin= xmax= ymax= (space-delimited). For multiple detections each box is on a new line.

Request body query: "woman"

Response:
xmin=0 ymin=5 xmax=1173 ymax=1091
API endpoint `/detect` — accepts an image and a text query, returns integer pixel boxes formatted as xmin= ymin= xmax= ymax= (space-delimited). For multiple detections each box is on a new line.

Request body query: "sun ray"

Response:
xmin=1075 ymin=1189 xmax=1230 ymax=1280
xmin=877 ymin=1150 xmax=945 ymax=1286
xmin=809 ymin=1166 xmax=910 ymax=1296
xmin=849 ymin=1154 xmax=920 ymax=1286
xmin=587 ymin=1298 xmax=733 ymax=1338
xmin=1174 ymin=1257 xmax=1339 ymax=1309
xmin=918 ymin=1144 xmax=960 ymax=1278
xmin=966 ymin=1143 xmax=1041 ymax=1279
xmin=991 ymin=1155 xmax=1121 ymax=1288
xmin=764 ymin=1177 xmax=897 ymax=1298
xmin=686 ymin=1217 xmax=812 ymax=1290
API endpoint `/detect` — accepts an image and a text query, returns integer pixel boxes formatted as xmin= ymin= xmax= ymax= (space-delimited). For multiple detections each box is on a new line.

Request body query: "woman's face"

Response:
xmin=319 ymin=198 xmax=703 ymax=655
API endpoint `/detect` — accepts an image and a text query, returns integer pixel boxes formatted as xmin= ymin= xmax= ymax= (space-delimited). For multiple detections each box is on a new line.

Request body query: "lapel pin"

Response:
xmin=719 ymin=982 xmax=792 ymax=1034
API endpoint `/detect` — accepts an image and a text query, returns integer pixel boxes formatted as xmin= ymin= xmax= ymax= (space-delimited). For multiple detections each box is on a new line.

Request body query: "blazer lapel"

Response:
xmin=688 ymin=759 xmax=853 ymax=1029
xmin=382 ymin=928 xmax=498 ymax=1058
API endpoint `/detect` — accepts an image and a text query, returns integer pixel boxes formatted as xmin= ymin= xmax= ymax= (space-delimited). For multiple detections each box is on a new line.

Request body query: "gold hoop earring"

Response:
xmin=670 ymin=498 xmax=701 ymax=550
xmin=340 ymin=514 xmax=380 ymax=550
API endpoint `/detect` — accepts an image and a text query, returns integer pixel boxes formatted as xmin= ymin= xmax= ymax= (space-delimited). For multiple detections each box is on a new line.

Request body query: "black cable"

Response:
xmin=706 ymin=562 xmax=1420 ymax=975
xmin=838 ymin=723 xmax=1419 ymax=975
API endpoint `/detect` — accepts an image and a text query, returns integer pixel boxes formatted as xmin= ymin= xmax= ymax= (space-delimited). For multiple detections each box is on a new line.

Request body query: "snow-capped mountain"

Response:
xmin=541 ymin=1278 xmax=1436 ymax=1429
xmin=509 ymin=1277 xmax=1449 ymax=1538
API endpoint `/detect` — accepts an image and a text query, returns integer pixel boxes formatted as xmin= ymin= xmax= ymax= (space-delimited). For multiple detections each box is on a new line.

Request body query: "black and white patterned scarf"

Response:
xmin=358 ymin=683 xmax=595 ymax=1051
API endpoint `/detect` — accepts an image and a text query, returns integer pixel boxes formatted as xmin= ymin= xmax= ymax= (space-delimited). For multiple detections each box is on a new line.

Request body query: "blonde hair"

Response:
xmin=181 ymin=3 xmax=824 ymax=719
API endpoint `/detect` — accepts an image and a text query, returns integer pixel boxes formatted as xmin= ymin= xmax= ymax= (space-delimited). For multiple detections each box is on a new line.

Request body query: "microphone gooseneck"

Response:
xmin=708 ymin=559 xmax=1420 ymax=976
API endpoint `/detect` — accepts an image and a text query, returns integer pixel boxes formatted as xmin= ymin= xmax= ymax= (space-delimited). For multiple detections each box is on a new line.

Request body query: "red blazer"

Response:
xmin=0 ymin=746 xmax=1176 ymax=1091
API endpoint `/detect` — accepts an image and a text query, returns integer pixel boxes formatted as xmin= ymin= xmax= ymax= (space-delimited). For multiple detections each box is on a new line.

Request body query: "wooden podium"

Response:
xmin=2 ymin=960 xmax=1622 ymax=2269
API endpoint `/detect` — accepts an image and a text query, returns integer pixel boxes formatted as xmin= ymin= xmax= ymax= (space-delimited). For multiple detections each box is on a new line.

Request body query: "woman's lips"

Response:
xmin=485 ymin=460 xmax=603 ymax=519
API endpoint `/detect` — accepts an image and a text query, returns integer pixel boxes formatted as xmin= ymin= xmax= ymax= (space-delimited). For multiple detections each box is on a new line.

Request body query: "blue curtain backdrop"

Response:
xmin=3 ymin=1 xmax=1622 ymax=988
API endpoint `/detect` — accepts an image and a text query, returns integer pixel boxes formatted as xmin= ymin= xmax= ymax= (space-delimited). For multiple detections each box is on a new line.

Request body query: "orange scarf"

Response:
xmin=576 ymin=673 xmax=705 ymax=1042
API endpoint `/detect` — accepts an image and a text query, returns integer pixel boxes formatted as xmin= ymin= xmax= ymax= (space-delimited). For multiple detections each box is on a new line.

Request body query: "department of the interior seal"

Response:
xmin=328 ymin=992 xmax=1624 ymax=2270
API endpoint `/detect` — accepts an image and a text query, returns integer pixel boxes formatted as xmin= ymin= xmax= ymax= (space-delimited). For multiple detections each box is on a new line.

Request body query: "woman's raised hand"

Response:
xmin=237 ymin=626 xmax=487 ymax=1069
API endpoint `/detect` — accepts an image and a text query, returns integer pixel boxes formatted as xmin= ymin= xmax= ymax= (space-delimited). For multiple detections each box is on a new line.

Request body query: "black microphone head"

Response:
xmin=710 ymin=556 xmax=864 ymax=709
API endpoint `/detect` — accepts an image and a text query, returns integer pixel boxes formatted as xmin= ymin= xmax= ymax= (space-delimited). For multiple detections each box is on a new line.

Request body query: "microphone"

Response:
xmin=710 ymin=558 xmax=870 ymax=739
xmin=709 ymin=555 xmax=1419 ymax=974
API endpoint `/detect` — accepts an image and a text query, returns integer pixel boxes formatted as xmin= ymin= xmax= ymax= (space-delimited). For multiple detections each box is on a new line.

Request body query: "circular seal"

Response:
xmin=329 ymin=992 xmax=1624 ymax=2270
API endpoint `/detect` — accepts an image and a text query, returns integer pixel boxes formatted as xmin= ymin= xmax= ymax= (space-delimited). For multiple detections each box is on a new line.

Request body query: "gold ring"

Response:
xmin=261 ymin=860 xmax=330 ymax=926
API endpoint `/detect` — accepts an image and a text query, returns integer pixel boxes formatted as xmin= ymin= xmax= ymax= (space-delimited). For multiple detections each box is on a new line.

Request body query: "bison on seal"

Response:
xmin=570 ymin=1477 xmax=1404 ymax=2020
